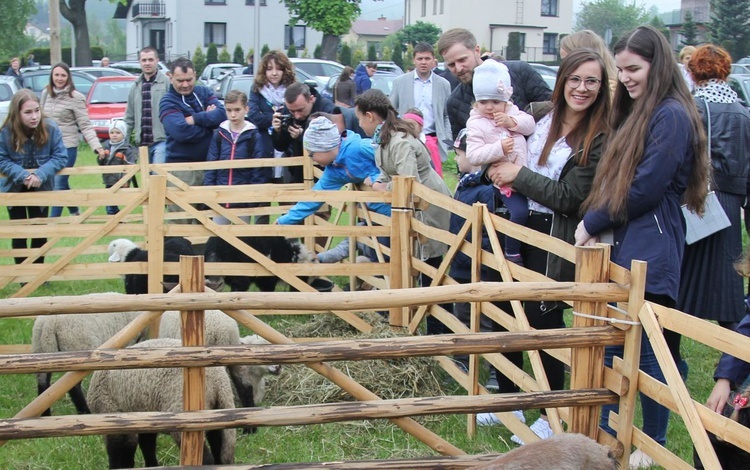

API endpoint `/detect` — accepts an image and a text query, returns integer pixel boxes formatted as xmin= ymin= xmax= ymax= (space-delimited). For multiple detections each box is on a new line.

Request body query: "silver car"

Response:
xmin=0 ymin=76 xmax=22 ymax=125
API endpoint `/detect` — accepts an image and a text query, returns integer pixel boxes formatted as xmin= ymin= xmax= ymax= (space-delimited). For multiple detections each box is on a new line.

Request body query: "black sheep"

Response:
xmin=107 ymin=237 xmax=195 ymax=294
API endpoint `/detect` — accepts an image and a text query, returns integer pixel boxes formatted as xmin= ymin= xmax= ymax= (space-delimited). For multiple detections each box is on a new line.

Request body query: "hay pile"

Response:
xmin=267 ymin=312 xmax=447 ymax=407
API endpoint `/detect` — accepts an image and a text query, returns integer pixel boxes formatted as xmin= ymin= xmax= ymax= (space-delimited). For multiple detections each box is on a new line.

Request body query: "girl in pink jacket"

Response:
xmin=466 ymin=59 xmax=535 ymax=264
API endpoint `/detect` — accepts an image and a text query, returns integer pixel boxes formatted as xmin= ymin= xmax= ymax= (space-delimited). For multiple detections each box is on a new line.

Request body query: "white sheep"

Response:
xmin=31 ymin=295 xmax=145 ymax=416
xmin=87 ymin=338 xmax=236 ymax=468
xmin=158 ymin=310 xmax=282 ymax=433
xmin=470 ymin=433 xmax=617 ymax=470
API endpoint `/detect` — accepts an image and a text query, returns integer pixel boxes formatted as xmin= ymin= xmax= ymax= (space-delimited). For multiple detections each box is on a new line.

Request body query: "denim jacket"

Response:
xmin=0 ymin=119 xmax=67 ymax=193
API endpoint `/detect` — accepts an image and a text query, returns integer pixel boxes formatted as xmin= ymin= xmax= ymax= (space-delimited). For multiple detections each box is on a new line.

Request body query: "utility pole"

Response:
xmin=49 ymin=0 xmax=61 ymax=64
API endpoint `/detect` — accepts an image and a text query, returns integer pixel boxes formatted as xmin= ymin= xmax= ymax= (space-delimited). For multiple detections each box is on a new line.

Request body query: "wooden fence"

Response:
xmin=1 ymin=155 xmax=749 ymax=468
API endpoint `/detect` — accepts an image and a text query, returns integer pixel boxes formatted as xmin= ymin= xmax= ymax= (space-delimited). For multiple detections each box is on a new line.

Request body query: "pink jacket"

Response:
xmin=465 ymin=106 xmax=535 ymax=167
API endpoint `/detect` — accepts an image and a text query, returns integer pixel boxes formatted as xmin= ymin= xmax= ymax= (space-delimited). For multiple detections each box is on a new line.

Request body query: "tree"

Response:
xmin=233 ymin=44 xmax=245 ymax=64
xmin=576 ymin=0 xmax=650 ymax=48
xmin=367 ymin=44 xmax=377 ymax=61
xmin=287 ymin=43 xmax=298 ymax=58
xmin=261 ymin=44 xmax=270 ymax=57
xmin=219 ymin=47 xmax=231 ymax=63
xmin=649 ymin=16 xmax=671 ymax=42
xmin=707 ymin=0 xmax=750 ymax=60
xmin=206 ymin=43 xmax=219 ymax=65
xmin=0 ymin=0 xmax=36 ymax=61
xmin=390 ymin=42 xmax=403 ymax=69
xmin=680 ymin=12 xmax=700 ymax=46
xmin=338 ymin=43 xmax=352 ymax=66
xmin=193 ymin=45 xmax=206 ymax=76
xmin=283 ymin=0 xmax=361 ymax=60
xmin=396 ymin=21 xmax=442 ymax=47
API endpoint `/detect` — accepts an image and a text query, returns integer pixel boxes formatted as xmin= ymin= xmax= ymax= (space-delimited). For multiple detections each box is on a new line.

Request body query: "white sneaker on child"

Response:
xmin=510 ymin=417 xmax=553 ymax=445
xmin=629 ymin=449 xmax=655 ymax=468
xmin=476 ymin=410 xmax=525 ymax=426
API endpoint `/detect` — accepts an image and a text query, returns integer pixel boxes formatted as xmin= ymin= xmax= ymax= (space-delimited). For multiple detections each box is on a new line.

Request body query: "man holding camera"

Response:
xmin=271 ymin=82 xmax=334 ymax=183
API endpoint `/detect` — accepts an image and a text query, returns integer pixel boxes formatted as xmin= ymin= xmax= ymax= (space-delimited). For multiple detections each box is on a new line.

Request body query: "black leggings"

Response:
xmin=493 ymin=213 xmax=565 ymax=416
xmin=7 ymin=204 xmax=48 ymax=265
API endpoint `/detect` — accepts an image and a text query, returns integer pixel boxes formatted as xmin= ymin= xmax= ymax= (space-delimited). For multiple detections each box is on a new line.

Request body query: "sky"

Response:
xmin=358 ymin=0 xmax=686 ymax=21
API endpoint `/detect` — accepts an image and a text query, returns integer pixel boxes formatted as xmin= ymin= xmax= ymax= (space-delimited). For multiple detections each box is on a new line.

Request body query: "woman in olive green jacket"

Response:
xmin=41 ymin=62 xmax=104 ymax=217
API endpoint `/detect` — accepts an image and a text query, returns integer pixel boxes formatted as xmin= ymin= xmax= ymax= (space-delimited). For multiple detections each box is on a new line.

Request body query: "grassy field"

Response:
xmin=0 ymin=145 xmax=725 ymax=468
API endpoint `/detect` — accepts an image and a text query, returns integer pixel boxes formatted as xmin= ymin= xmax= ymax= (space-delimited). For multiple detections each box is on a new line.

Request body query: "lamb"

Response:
xmin=87 ymin=338 xmax=236 ymax=469
xmin=107 ymin=237 xmax=194 ymax=294
xmin=158 ymin=309 xmax=282 ymax=433
xmin=204 ymin=235 xmax=314 ymax=292
xmin=470 ymin=433 xmax=617 ymax=470
xmin=31 ymin=295 xmax=145 ymax=416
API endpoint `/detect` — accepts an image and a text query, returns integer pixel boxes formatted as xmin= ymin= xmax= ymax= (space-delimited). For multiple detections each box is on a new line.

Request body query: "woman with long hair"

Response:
xmin=0 ymin=89 xmax=67 ymax=265
xmin=355 ymin=89 xmax=452 ymax=334
xmin=248 ymin=50 xmax=296 ymax=185
xmin=486 ymin=49 xmax=611 ymax=443
xmin=42 ymin=62 xmax=105 ymax=217
xmin=333 ymin=66 xmax=356 ymax=108
xmin=559 ymin=30 xmax=617 ymax=93
xmin=575 ymin=26 xmax=709 ymax=464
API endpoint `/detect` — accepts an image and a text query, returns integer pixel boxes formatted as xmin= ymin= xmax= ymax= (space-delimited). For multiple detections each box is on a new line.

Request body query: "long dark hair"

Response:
xmin=252 ymin=50 xmax=296 ymax=92
xmin=538 ymin=49 xmax=611 ymax=168
xmin=47 ymin=62 xmax=75 ymax=98
xmin=582 ymin=25 xmax=708 ymax=219
xmin=354 ymin=89 xmax=419 ymax=147
xmin=4 ymin=89 xmax=49 ymax=152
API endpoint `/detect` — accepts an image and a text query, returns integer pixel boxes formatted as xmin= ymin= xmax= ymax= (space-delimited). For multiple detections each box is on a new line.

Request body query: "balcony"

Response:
xmin=132 ymin=1 xmax=166 ymax=19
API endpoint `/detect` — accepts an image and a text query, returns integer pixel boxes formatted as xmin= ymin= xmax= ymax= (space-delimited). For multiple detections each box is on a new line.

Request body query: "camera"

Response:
xmin=279 ymin=114 xmax=293 ymax=130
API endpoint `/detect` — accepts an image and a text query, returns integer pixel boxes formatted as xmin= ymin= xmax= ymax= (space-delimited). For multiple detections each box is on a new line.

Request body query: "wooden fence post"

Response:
xmin=569 ymin=244 xmax=610 ymax=438
xmin=388 ymin=176 xmax=414 ymax=327
xmin=179 ymin=255 xmax=206 ymax=466
xmin=466 ymin=203 xmax=484 ymax=438
xmin=147 ymin=175 xmax=167 ymax=338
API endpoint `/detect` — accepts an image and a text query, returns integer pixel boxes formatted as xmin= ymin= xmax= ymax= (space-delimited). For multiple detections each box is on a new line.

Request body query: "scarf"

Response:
xmin=694 ymin=79 xmax=738 ymax=104
xmin=371 ymin=123 xmax=383 ymax=148
xmin=260 ymin=84 xmax=287 ymax=108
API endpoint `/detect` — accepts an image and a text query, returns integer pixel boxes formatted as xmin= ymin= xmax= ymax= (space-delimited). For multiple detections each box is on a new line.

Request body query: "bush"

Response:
xmin=390 ymin=43 xmax=403 ymax=69
xmin=287 ymin=44 xmax=297 ymax=58
xmin=367 ymin=44 xmax=377 ymax=61
xmin=507 ymin=32 xmax=521 ymax=60
xmin=338 ymin=44 xmax=352 ymax=67
xmin=193 ymin=45 xmax=206 ymax=76
xmin=261 ymin=44 xmax=270 ymax=57
xmin=314 ymin=44 xmax=322 ymax=59
xmin=24 ymin=46 xmax=103 ymax=66
xmin=218 ymin=47 xmax=231 ymax=63
xmin=206 ymin=43 xmax=219 ymax=65
xmin=233 ymin=43 xmax=244 ymax=65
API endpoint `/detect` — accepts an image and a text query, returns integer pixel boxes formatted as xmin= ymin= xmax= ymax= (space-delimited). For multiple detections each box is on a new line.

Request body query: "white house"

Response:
xmin=114 ymin=0 xmax=323 ymax=61
xmin=404 ymin=0 xmax=574 ymax=62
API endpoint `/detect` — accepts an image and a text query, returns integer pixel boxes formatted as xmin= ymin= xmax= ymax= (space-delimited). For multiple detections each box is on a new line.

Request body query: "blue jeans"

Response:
xmin=600 ymin=294 xmax=674 ymax=446
xmin=148 ymin=141 xmax=166 ymax=164
xmin=50 ymin=147 xmax=78 ymax=217
xmin=499 ymin=191 xmax=528 ymax=256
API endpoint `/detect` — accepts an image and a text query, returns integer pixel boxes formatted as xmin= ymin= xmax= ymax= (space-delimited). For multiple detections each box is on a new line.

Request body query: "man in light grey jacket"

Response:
xmin=124 ymin=46 xmax=168 ymax=164
xmin=388 ymin=42 xmax=452 ymax=176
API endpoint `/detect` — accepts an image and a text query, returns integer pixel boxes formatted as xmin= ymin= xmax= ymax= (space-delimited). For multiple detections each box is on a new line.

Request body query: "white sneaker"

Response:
xmin=476 ymin=410 xmax=525 ymax=426
xmin=629 ymin=449 xmax=655 ymax=468
xmin=510 ymin=417 xmax=553 ymax=445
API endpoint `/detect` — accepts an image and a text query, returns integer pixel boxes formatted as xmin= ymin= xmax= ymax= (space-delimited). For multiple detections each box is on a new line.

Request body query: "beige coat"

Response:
xmin=375 ymin=131 xmax=451 ymax=259
xmin=41 ymin=88 xmax=102 ymax=151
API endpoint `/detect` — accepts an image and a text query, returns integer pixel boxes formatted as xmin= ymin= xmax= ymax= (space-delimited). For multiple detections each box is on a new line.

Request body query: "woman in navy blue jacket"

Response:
xmin=0 ymin=89 xmax=67 ymax=265
xmin=575 ymin=26 xmax=709 ymax=461
xmin=248 ymin=51 xmax=296 ymax=183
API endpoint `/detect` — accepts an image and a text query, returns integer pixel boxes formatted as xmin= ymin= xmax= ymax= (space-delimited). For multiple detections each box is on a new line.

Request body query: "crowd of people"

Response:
xmin=2 ymin=26 xmax=750 ymax=467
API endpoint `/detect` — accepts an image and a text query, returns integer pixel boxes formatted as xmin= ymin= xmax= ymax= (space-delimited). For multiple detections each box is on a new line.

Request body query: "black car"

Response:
xmin=22 ymin=69 xmax=98 ymax=98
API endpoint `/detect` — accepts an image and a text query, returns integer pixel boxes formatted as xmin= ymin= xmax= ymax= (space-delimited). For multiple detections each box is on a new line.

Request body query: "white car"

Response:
xmin=199 ymin=63 xmax=245 ymax=89
xmin=290 ymin=58 xmax=345 ymax=88
xmin=0 ymin=76 xmax=22 ymax=126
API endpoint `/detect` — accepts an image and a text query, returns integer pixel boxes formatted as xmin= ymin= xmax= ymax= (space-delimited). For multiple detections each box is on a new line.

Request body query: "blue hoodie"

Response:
xmin=276 ymin=130 xmax=391 ymax=225
xmin=159 ymin=84 xmax=225 ymax=163
xmin=354 ymin=64 xmax=372 ymax=95
xmin=204 ymin=120 xmax=271 ymax=192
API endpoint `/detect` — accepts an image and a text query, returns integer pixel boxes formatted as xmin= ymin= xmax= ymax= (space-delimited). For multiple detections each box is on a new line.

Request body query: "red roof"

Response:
xmin=350 ymin=17 xmax=404 ymax=37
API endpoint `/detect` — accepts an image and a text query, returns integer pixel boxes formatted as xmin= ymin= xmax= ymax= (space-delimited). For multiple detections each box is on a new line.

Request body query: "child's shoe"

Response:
xmin=510 ymin=417 xmax=553 ymax=445
xmin=505 ymin=252 xmax=524 ymax=266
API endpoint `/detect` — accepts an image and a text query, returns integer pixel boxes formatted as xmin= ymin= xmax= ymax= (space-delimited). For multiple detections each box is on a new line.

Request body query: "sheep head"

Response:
xmin=107 ymin=238 xmax=138 ymax=262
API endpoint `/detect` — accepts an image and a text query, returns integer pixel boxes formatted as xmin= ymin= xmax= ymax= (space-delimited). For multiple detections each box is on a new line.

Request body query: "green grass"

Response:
xmin=0 ymin=146 xmax=726 ymax=468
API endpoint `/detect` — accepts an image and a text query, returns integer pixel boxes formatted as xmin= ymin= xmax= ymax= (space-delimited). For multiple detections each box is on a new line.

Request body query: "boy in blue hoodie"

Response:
xmin=276 ymin=115 xmax=390 ymax=226
xmin=204 ymin=90 xmax=270 ymax=225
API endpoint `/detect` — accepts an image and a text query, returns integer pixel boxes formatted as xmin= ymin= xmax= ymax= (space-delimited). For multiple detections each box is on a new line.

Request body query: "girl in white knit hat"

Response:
xmin=466 ymin=60 xmax=535 ymax=265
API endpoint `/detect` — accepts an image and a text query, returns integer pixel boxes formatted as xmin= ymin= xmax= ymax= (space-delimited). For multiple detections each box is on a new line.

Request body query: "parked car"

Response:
xmin=213 ymin=70 xmax=320 ymax=104
xmin=727 ymin=74 xmax=750 ymax=107
xmin=731 ymin=64 xmax=750 ymax=75
xmin=0 ymin=76 xmax=22 ymax=125
xmin=110 ymin=60 xmax=169 ymax=75
xmin=85 ymin=75 xmax=137 ymax=139
xmin=529 ymin=63 xmax=558 ymax=90
xmin=322 ymin=71 xmax=399 ymax=101
xmin=199 ymin=63 xmax=244 ymax=89
xmin=22 ymin=69 xmax=97 ymax=98
xmin=290 ymin=58 xmax=345 ymax=88
xmin=72 ymin=66 xmax=133 ymax=78
xmin=738 ymin=57 xmax=750 ymax=65
xmin=358 ymin=60 xmax=404 ymax=75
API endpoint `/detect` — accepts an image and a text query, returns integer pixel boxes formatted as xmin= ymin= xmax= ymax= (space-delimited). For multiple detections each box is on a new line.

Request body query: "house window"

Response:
xmin=204 ymin=23 xmax=226 ymax=47
xmin=245 ymin=0 xmax=267 ymax=5
xmin=519 ymin=33 xmax=526 ymax=52
xmin=541 ymin=0 xmax=559 ymax=17
xmin=205 ymin=0 xmax=226 ymax=4
xmin=285 ymin=25 xmax=306 ymax=49
xmin=421 ymin=0 xmax=426 ymax=17
xmin=543 ymin=33 xmax=558 ymax=54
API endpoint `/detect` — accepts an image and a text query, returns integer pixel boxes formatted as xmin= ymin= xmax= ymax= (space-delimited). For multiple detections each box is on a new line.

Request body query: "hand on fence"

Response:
xmin=706 ymin=378 xmax=732 ymax=413
xmin=574 ymin=220 xmax=595 ymax=246
xmin=23 ymin=173 xmax=41 ymax=189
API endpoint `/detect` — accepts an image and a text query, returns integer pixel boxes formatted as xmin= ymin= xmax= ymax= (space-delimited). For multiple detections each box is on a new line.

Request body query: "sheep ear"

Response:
xmin=108 ymin=253 xmax=121 ymax=262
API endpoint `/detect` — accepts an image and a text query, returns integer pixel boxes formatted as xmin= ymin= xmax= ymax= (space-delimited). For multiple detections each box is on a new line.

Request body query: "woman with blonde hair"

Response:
xmin=679 ymin=45 xmax=697 ymax=91
xmin=559 ymin=30 xmax=616 ymax=92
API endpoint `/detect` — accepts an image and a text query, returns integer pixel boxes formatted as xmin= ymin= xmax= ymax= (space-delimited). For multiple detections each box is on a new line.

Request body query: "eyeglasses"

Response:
xmin=566 ymin=75 xmax=602 ymax=91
